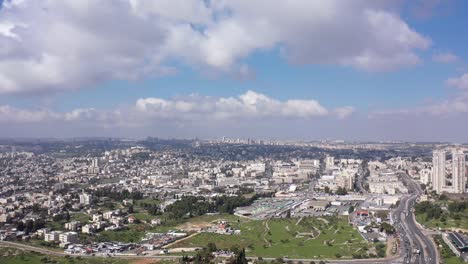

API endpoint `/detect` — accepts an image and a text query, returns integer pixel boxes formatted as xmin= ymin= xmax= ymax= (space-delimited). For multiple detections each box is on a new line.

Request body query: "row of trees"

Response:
xmin=180 ymin=243 xmax=247 ymax=264
xmin=416 ymin=200 xmax=467 ymax=221
xmin=91 ymin=188 xmax=143 ymax=201
xmin=16 ymin=219 xmax=46 ymax=235
xmin=323 ymin=186 xmax=348 ymax=195
xmin=415 ymin=201 xmax=443 ymax=219
xmin=165 ymin=194 xmax=262 ymax=220
xmin=447 ymin=201 xmax=468 ymax=213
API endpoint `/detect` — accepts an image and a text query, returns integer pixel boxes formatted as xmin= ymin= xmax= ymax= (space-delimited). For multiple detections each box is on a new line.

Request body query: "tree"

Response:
xmin=128 ymin=205 xmax=134 ymax=214
xmin=348 ymin=206 xmax=355 ymax=214
xmin=415 ymin=201 xmax=442 ymax=219
xmin=180 ymin=256 xmax=190 ymax=264
xmin=448 ymin=201 xmax=467 ymax=213
xmin=17 ymin=221 xmax=25 ymax=231
xmin=230 ymin=245 xmax=241 ymax=255
xmin=324 ymin=186 xmax=331 ymax=194
xmin=234 ymin=248 xmax=248 ymax=264
xmin=193 ymin=248 xmax=213 ymax=264
xmin=207 ymin=242 xmax=217 ymax=253
xmin=335 ymin=187 xmax=348 ymax=195
xmin=380 ymin=222 xmax=395 ymax=234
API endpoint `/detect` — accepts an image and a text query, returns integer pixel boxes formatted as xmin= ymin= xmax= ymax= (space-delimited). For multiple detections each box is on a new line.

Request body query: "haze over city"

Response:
xmin=0 ymin=0 xmax=467 ymax=141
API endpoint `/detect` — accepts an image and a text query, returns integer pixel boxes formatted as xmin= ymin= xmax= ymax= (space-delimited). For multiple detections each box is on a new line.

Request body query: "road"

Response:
xmin=0 ymin=239 xmax=403 ymax=264
xmin=393 ymin=172 xmax=438 ymax=264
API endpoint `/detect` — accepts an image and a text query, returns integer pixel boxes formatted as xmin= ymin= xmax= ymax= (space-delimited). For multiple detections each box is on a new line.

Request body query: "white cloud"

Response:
xmin=433 ymin=52 xmax=458 ymax=63
xmin=0 ymin=0 xmax=430 ymax=94
xmin=334 ymin=106 xmax=355 ymax=119
xmin=370 ymin=96 xmax=468 ymax=117
xmin=446 ymin=73 xmax=468 ymax=90
xmin=0 ymin=105 xmax=59 ymax=122
xmin=135 ymin=90 xmax=332 ymax=120
xmin=0 ymin=91 xmax=353 ymax=127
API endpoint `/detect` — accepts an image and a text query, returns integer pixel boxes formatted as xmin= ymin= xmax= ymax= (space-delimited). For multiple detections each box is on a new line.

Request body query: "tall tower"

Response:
xmin=432 ymin=150 xmax=445 ymax=194
xmin=452 ymin=149 xmax=466 ymax=193
xmin=325 ymin=156 xmax=334 ymax=169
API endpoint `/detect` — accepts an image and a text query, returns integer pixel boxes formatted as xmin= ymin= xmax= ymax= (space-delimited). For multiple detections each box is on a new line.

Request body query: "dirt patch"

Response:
xmin=164 ymin=233 xmax=200 ymax=248
xmin=386 ymin=236 xmax=396 ymax=256
xmin=177 ymin=221 xmax=212 ymax=232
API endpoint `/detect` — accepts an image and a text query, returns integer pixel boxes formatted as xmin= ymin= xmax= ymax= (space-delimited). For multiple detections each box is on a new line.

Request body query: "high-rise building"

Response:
xmin=79 ymin=193 xmax=92 ymax=205
xmin=432 ymin=149 xmax=466 ymax=194
xmin=432 ymin=150 xmax=445 ymax=194
xmin=92 ymin=158 xmax=99 ymax=168
xmin=325 ymin=156 xmax=334 ymax=169
xmin=88 ymin=158 xmax=100 ymax=174
xmin=452 ymin=149 xmax=466 ymax=194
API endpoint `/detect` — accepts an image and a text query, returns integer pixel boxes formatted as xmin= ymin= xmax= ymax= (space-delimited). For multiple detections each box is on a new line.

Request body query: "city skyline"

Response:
xmin=1 ymin=0 xmax=468 ymax=141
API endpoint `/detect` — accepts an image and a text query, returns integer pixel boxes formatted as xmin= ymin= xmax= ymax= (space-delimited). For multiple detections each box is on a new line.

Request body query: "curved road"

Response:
xmin=396 ymin=172 xmax=438 ymax=264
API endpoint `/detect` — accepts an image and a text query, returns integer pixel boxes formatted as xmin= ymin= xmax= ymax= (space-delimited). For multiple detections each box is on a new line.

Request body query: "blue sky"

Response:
xmin=0 ymin=0 xmax=468 ymax=141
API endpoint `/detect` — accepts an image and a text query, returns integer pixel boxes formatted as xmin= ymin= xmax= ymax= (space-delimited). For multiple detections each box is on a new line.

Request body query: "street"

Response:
xmin=393 ymin=172 xmax=438 ymax=264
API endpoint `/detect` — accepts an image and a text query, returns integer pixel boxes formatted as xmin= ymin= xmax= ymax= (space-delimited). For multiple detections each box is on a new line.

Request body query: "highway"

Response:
xmin=394 ymin=172 xmax=438 ymax=264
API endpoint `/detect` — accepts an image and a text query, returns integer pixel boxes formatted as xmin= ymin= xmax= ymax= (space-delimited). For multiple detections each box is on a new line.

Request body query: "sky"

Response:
xmin=0 ymin=0 xmax=468 ymax=142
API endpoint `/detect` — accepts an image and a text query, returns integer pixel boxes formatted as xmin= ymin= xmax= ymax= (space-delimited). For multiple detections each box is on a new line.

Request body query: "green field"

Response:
xmin=44 ymin=212 xmax=91 ymax=231
xmin=133 ymin=212 xmax=155 ymax=222
xmin=70 ymin=212 xmax=91 ymax=223
xmin=416 ymin=213 xmax=468 ymax=230
xmin=0 ymin=248 xmax=131 ymax=264
xmin=170 ymin=216 xmax=371 ymax=259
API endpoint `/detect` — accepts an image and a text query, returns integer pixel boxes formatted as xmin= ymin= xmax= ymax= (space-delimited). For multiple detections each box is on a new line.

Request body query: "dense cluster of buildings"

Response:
xmin=0 ymin=140 xmax=467 ymax=260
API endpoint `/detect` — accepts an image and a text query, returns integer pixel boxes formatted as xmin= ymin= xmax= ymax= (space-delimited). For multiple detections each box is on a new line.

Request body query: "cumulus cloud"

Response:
xmin=135 ymin=90 xmax=334 ymax=120
xmin=0 ymin=105 xmax=60 ymax=122
xmin=0 ymin=105 xmax=125 ymax=125
xmin=433 ymin=52 xmax=458 ymax=63
xmin=0 ymin=91 xmax=353 ymax=129
xmin=446 ymin=73 xmax=468 ymax=90
xmin=0 ymin=0 xmax=430 ymax=95
xmin=334 ymin=106 xmax=355 ymax=119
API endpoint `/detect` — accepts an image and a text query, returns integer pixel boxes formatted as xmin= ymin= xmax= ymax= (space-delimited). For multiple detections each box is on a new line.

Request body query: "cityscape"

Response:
xmin=1 ymin=1 xmax=468 ymax=264
xmin=0 ymin=139 xmax=467 ymax=264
